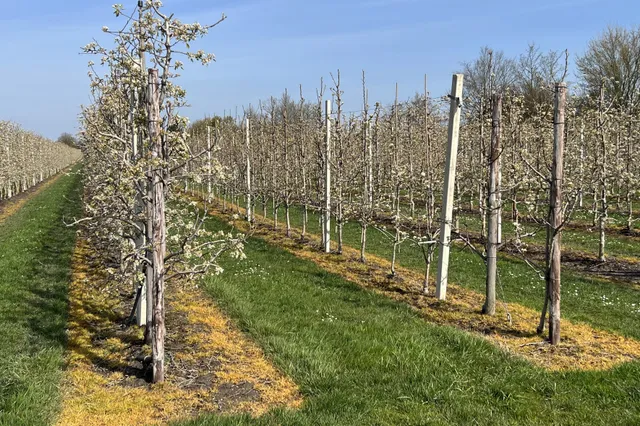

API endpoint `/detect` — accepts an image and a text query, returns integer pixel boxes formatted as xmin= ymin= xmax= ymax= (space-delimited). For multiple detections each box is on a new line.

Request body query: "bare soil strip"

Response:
xmin=197 ymin=195 xmax=640 ymax=372
xmin=57 ymin=235 xmax=302 ymax=426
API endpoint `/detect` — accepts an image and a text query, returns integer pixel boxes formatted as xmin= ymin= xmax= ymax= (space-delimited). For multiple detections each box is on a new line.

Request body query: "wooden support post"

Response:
xmin=129 ymin=88 xmax=138 ymax=295
xmin=324 ymin=100 xmax=332 ymax=253
xmin=549 ymin=82 xmax=566 ymax=345
xmin=497 ymin=161 xmax=502 ymax=244
xmin=148 ymin=68 xmax=166 ymax=382
xmin=145 ymin=168 xmax=154 ymax=338
xmin=435 ymin=74 xmax=464 ymax=300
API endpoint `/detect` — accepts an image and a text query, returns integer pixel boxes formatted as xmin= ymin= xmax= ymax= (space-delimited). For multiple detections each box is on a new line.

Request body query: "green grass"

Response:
xmin=0 ymin=168 xmax=82 ymax=425
xmin=303 ymin=202 xmax=640 ymax=340
xmin=370 ymin=195 xmax=638 ymax=260
xmin=215 ymin=195 xmax=640 ymax=341
xmin=0 ymin=174 xmax=634 ymax=425
xmin=453 ymin=211 xmax=639 ymax=261
xmin=176 ymin=213 xmax=640 ymax=425
xmin=331 ymin=192 xmax=639 ymax=260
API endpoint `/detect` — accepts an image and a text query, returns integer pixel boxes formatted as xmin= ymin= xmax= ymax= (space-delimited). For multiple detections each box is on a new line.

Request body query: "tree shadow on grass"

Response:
xmin=0 ymin=172 xmax=83 ymax=424
xmin=23 ymin=176 xmax=82 ymax=351
xmin=63 ymin=244 xmax=151 ymax=384
xmin=0 ymin=174 xmax=81 ymax=355
xmin=0 ymin=172 xmax=149 ymax=383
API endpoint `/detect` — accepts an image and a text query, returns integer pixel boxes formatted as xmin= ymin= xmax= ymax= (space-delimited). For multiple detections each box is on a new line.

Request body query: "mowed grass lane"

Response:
xmin=0 ymin=169 xmax=81 ymax=425
xmin=179 ymin=213 xmax=640 ymax=425
xmin=216 ymin=197 xmax=640 ymax=341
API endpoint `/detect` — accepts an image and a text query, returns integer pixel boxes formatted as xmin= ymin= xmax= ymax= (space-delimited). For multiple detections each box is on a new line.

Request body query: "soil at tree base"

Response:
xmin=57 ymin=232 xmax=301 ymax=426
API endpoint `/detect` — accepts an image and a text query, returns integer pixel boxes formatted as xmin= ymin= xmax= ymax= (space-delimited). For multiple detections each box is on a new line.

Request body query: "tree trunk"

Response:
xmin=598 ymin=192 xmax=607 ymax=262
xmin=273 ymin=203 xmax=278 ymax=230
xmin=360 ymin=223 xmax=367 ymax=263
xmin=337 ymin=203 xmax=343 ymax=254
xmin=302 ymin=204 xmax=307 ymax=239
xmin=391 ymin=239 xmax=399 ymax=276
xmin=548 ymin=82 xmax=566 ymax=345
xmin=391 ymin=183 xmax=401 ymax=276
xmin=597 ymin=83 xmax=607 ymax=263
xmin=360 ymin=77 xmax=370 ymax=264
xmin=421 ymin=244 xmax=434 ymax=295
xmin=578 ymin=120 xmax=584 ymax=208
xmin=222 ymin=188 xmax=227 ymax=211
xmin=286 ymin=202 xmax=291 ymax=237
xmin=627 ymin=190 xmax=633 ymax=233
xmin=483 ymin=94 xmax=501 ymax=316
xmin=479 ymin=97 xmax=487 ymax=240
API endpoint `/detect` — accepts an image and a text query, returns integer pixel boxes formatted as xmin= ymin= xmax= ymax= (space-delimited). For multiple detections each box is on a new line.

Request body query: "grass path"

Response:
xmin=1 ymin=171 xmax=636 ymax=425
xmin=229 ymin=197 xmax=640 ymax=341
xmin=0 ymin=170 xmax=72 ymax=224
xmin=192 ymin=197 xmax=640 ymax=370
xmin=176 ymin=212 xmax=640 ymax=425
xmin=0 ymin=167 xmax=82 ymax=425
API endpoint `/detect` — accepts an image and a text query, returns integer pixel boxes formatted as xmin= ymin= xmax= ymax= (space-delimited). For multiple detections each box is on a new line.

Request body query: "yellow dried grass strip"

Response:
xmin=57 ymin=238 xmax=301 ymax=426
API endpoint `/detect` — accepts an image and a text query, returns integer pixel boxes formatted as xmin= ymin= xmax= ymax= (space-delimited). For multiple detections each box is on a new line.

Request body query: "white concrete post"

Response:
xmin=324 ymin=100 xmax=332 ymax=253
xmin=435 ymin=74 xmax=464 ymax=300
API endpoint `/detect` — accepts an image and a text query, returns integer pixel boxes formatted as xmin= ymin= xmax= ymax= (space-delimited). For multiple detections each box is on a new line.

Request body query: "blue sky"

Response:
xmin=0 ymin=0 xmax=636 ymax=139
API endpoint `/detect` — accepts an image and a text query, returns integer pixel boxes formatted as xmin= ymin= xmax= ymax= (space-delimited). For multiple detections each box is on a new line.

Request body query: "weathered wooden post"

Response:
xmin=137 ymin=0 xmax=154 ymax=342
xmin=324 ymin=99 xmax=332 ymax=253
xmin=148 ymin=68 xmax=166 ymax=382
xmin=549 ymin=82 xmax=566 ymax=345
xmin=435 ymin=74 xmax=464 ymax=300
